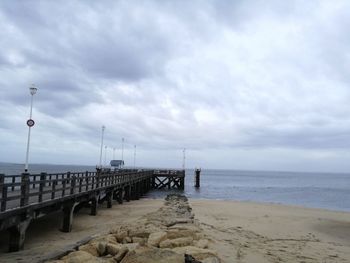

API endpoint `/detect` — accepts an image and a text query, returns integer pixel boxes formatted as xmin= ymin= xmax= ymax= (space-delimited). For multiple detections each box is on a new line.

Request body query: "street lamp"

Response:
xmin=182 ymin=148 xmax=186 ymax=170
xmin=104 ymin=145 xmax=107 ymax=166
xmin=99 ymin=125 xmax=105 ymax=167
xmin=133 ymin=145 xmax=136 ymax=169
xmin=24 ymin=84 xmax=38 ymax=172
xmin=121 ymin=138 xmax=125 ymax=167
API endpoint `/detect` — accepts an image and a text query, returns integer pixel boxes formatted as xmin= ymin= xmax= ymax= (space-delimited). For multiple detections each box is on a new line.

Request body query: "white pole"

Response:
xmin=113 ymin=147 xmax=116 ymax=160
xmin=104 ymin=145 xmax=108 ymax=166
xmin=134 ymin=145 xmax=136 ymax=169
xmin=24 ymin=84 xmax=37 ymax=173
xmin=121 ymin=138 xmax=124 ymax=167
xmin=182 ymin=148 xmax=186 ymax=170
xmin=99 ymin=125 xmax=105 ymax=167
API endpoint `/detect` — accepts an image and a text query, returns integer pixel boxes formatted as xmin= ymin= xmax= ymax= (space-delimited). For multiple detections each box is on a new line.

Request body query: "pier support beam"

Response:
xmin=8 ymin=218 xmax=31 ymax=252
xmin=90 ymin=196 xmax=98 ymax=216
xmin=195 ymin=168 xmax=201 ymax=188
xmin=61 ymin=202 xmax=79 ymax=232
xmin=124 ymin=185 xmax=130 ymax=202
xmin=117 ymin=189 xmax=123 ymax=204
xmin=135 ymin=183 xmax=140 ymax=200
xmin=106 ymin=192 xmax=113 ymax=208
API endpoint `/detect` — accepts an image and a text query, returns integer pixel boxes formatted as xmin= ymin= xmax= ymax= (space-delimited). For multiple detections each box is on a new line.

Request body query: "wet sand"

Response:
xmin=0 ymin=199 xmax=349 ymax=262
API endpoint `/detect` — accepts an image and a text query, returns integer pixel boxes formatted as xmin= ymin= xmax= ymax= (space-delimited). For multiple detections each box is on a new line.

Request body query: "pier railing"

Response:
xmin=0 ymin=169 xmax=153 ymax=212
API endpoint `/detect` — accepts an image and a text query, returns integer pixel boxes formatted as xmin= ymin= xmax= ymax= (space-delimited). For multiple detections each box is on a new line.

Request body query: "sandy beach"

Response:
xmin=0 ymin=198 xmax=349 ymax=262
xmin=190 ymin=200 xmax=350 ymax=262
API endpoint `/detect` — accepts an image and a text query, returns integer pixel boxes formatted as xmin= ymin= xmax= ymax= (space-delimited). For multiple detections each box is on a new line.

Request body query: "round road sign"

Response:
xmin=27 ymin=119 xmax=35 ymax=127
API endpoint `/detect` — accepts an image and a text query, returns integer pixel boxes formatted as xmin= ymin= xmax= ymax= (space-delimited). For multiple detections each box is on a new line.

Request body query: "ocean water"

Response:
xmin=1 ymin=163 xmax=349 ymax=212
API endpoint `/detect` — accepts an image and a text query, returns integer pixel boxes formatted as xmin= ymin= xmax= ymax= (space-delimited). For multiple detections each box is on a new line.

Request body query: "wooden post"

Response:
xmin=151 ymin=176 xmax=155 ymax=189
xmin=91 ymin=173 xmax=95 ymax=190
xmin=195 ymin=168 xmax=201 ymax=188
xmin=61 ymin=202 xmax=79 ymax=232
xmin=135 ymin=182 xmax=140 ymax=200
xmin=90 ymin=196 xmax=98 ymax=216
xmin=38 ymin=172 xmax=46 ymax=202
xmin=168 ymin=177 xmax=171 ymax=189
xmin=8 ymin=218 xmax=31 ymax=252
xmin=79 ymin=177 xmax=83 ymax=192
xmin=32 ymin=174 xmax=36 ymax=189
xmin=20 ymin=173 xmax=30 ymax=207
xmin=118 ymin=188 xmax=123 ymax=204
xmin=51 ymin=180 xmax=57 ymax=199
xmin=85 ymin=171 xmax=89 ymax=191
xmin=62 ymin=178 xmax=67 ymax=197
xmin=11 ymin=176 xmax=15 ymax=191
xmin=180 ymin=176 xmax=185 ymax=190
xmin=70 ymin=175 xmax=76 ymax=195
xmin=106 ymin=191 xmax=113 ymax=208
xmin=96 ymin=169 xmax=101 ymax=189
xmin=124 ymin=185 xmax=130 ymax=202
xmin=0 ymin=174 xmax=7 ymax=212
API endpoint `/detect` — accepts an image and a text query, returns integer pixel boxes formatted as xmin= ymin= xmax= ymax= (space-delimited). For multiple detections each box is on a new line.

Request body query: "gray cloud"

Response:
xmin=1 ymin=1 xmax=350 ymax=171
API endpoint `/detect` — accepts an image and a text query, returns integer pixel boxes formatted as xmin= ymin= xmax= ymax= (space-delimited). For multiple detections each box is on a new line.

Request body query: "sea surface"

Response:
xmin=1 ymin=162 xmax=349 ymax=212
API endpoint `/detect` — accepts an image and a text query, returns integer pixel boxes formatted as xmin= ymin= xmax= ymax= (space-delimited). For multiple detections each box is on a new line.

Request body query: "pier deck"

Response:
xmin=0 ymin=168 xmax=185 ymax=252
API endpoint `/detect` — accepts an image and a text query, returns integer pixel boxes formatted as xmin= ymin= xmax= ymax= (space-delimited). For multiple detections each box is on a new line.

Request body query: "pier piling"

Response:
xmin=195 ymin=168 xmax=201 ymax=188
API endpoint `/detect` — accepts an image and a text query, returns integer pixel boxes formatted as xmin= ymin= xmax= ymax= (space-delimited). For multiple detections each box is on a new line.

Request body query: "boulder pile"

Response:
xmin=48 ymin=194 xmax=220 ymax=263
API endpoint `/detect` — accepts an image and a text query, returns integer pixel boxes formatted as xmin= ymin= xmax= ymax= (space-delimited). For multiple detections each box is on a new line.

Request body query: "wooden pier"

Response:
xmin=0 ymin=168 xmax=185 ymax=252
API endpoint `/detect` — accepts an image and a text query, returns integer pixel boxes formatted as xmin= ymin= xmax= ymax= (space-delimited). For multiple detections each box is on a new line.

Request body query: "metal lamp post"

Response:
xmin=99 ymin=125 xmax=105 ymax=167
xmin=104 ymin=145 xmax=107 ymax=166
xmin=24 ymin=84 xmax=38 ymax=172
xmin=121 ymin=138 xmax=124 ymax=167
xmin=182 ymin=148 xmax=186 ymax=170
xmin=133 ymin=145 xmax=136 ymax=169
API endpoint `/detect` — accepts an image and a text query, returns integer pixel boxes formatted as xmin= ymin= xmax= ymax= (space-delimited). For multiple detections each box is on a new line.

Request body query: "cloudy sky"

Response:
xmin=1 ymin=0 xmax=350 ymax=172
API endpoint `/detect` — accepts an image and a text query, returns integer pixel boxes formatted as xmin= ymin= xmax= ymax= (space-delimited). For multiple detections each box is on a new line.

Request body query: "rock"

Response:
xmin=97 ymin=242 xmax=107 ymax=256
xmin=165 ymin=219 xmax=193 ymax=227
xmin=194 ymin=239 xmax=209 ymax=249
xmin=122 ymin=243 xmax=140 ymax=252
xmin=62 ymin=250 xmax=97 ymax=263
xmin=92 ymin=234 xmax=118 ymax=245
xmin=131 ymin=237 xmax=145 ymax=245
xmin=79 ymin=242 xmax=99 ymax=257
xmin=100 ymin=257 xmax=117 ymax=263
xmin=166 ymin=229 xmax=198 ymax=240
xmin=159 ymin=237 xmax=193 ymax=248
xmin=114 ymin=230 xmax=128 ymax=243
xmin=120 ymin=248 xmax=183 ymax=263
xmin=123 ymin=237 xmax=132 ymax=243
xmin=106 ymin=243 xmax=123 ymax=256
xmin=201 ymin=257 xmax=221 ymax=263
xmin=185 ymin=254 xmax=202 ymax=263
xmin=114 ymin=246 xmax=128 ymax=262
xmin=172 ymin=246 xmax=217 ymax=260
xmin=128 ymin=228 xmax=151 ymax=239
xmin=147 ymin=231 xmax=167 ymax=247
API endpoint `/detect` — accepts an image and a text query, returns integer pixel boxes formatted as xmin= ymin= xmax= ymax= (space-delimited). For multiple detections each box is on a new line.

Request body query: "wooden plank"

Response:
xmin=20 ymin=173 xmax=30 ymax=207
xmin=1 ymin=174 xmax=7 ymax=212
